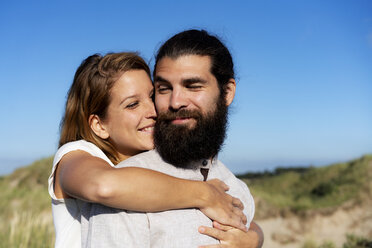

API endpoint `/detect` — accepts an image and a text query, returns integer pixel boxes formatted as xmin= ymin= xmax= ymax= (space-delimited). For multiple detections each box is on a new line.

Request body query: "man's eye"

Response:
xmin=187 ymin=84 xmax=202 ymax=89
xmin=157 ymin=86 xmax=171 ymax=93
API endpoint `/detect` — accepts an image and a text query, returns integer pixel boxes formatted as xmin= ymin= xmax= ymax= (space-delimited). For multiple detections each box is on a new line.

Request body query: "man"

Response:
xmin=81 ymin=29 xmax=263 ymax=247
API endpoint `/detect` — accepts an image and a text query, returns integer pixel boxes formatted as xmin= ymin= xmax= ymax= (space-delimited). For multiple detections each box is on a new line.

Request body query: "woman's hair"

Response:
xmin=59 ymin=52 xmax=151 ymax=164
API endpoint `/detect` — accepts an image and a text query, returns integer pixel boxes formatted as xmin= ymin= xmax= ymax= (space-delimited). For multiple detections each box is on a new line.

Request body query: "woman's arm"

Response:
xmin=55 ymin=150 xmax=247 ymax=230
xmin=198 ymin=221 xmax=264 ymax=248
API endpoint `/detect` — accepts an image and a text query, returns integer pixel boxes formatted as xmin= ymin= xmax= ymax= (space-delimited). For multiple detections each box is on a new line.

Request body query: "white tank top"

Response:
xmin=48 ymin=140 xmax=114 ymax=248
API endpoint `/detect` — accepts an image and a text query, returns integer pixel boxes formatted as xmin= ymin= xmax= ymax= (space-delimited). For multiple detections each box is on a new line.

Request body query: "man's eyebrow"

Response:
xmin=154 ymin=76 xmax=170 ymax=84
xmin=182 ymin=77 xmax=207 ymax=84
xmin=154 ymin=76 xmax=207 ymax=85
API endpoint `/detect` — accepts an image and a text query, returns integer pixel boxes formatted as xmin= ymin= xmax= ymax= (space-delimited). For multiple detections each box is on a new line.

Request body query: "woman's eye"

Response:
xmin=126 ymin=102 xmax=139 ymax=109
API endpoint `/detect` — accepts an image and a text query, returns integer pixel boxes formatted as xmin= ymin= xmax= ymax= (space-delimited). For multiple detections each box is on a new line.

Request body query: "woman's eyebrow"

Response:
xmin=119 ymin=95 xmax=138 ymax=106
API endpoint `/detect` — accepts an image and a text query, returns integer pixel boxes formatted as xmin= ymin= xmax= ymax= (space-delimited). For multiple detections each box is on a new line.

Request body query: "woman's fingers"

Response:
xmin=213 ymin=221 xmax=234 ymax=231
xmin=224 ymin=205 xmax=247 ymax=231
xmin=229 ymin=201 xmax=247 ymax=229
xmin=219 ymin=180 xmax=230 ymax=191
xmin=224 ymin=197 xmax=246 ymax=231
xmin=200 ymin=223 xmax=256 ymax=248
xmin=234 ymin=207 xmax=247 ymax=225
xmin=228 ymin=212 xmax=247 ymax=232
xmin=198 ymin=226 xmax=226 ymax=241
xmin=202 ymin=179 xmax=247 ymax=231
xmin=232 ymin=197 xmax=244 ymax=210
xmin=199 ymin=245 xmax=222 ymax=248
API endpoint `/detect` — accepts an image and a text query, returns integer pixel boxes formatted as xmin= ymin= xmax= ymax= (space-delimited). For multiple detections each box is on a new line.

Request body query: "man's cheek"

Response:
xmin=154 ymin=100 xmax=166 ymax=112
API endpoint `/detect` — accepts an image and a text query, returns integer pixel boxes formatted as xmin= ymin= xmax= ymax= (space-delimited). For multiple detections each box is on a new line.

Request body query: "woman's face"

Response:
xmin=102 ymin=69 xmax=156 ymax=160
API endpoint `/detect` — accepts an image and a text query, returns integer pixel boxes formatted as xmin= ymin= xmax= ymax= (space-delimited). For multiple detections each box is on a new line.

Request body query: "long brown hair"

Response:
xmin=59 ymin=52 xmax=151 ymax=164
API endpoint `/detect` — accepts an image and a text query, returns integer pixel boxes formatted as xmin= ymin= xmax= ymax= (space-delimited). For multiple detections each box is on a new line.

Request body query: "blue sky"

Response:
xmin=0 ymin=0 xmax=371 ymax=175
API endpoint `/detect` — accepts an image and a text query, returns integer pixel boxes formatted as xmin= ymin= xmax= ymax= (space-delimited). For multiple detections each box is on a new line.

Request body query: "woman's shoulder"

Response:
xmin=49 ymin=140 xmax=113 ymax=201
xmin=58 ymin=140 xmax=98 ymax=152
xmin=53 ymin=140 xmax=112 ymax=167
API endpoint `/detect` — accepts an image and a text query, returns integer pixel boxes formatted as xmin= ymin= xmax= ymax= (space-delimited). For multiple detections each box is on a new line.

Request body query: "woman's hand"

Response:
xmin=198 ymin=221 xmax=263 ymax=248
xmin=198 ymin=179 xmax=247 ymax=232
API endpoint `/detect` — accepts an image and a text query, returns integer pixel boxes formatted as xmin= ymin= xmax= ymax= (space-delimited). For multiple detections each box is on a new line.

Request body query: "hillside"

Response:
xmin=0 ymin=155 xmax=371 ymax=247
xmin=238 ymin=155 xmax=372 ymax=218
xmin=238 ymin=155 xmax=372 ymax=247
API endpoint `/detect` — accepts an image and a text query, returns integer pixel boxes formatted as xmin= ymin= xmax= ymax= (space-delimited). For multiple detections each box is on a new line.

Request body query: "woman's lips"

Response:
xmin=139 ymin=124 xmax=155 ymax=133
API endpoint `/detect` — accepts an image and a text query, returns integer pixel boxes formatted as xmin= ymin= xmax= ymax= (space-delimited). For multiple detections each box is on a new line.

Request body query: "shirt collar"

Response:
xmin=197 ymin=156 xmax=218 ymax=169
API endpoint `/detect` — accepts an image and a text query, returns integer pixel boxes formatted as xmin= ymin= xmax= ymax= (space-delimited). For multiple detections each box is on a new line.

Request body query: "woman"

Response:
xmin=48 ymin=52 xmax=257 ymax=248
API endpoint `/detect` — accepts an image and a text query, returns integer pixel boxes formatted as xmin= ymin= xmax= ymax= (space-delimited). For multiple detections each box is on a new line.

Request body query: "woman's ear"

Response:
xmin=89 ymin=114 xmax=109 ymax=139
xmin=224 ymin=78 xmax=236 ymax=106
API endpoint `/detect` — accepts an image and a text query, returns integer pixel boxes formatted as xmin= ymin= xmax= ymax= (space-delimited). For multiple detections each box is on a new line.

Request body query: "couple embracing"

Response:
xmin=49 ymin=29 xmax=264 ymax=248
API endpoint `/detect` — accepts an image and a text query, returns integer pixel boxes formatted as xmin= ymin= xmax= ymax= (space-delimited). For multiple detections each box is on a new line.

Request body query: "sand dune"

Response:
xmin=256 ymin=200 xmax=372 ymax=248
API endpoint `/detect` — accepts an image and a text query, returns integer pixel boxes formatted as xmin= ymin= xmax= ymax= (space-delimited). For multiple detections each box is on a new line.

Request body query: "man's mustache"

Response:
xmin=157 ymin=109 xmax=202 ymax=122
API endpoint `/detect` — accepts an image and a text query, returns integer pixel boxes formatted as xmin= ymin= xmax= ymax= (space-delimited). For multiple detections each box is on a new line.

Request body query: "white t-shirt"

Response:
xmin=48 ymin=140 xmax=114 ymax=248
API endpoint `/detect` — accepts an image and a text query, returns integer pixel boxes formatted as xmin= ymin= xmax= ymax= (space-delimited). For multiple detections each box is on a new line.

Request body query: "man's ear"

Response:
xmin=89 ymin=114 xmax=109 ymax=139
xmin=224 ymin=78 xmax=236 ymax=106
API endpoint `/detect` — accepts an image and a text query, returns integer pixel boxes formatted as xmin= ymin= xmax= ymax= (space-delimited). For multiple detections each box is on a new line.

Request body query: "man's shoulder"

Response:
xmin=116 ymin=150 xmax=204 ymax=180
xmin=116 ymin=150 xmax=163 ymax=168
xmin=212 ymin=160 xmax=256 ymax=225
xmin=127 ymin=149 xmax=162 ymax=162
xmin=211 ymin=159 xmax=250 ymax=192
xmin=212 ymin=159 xmax=236 ymax=178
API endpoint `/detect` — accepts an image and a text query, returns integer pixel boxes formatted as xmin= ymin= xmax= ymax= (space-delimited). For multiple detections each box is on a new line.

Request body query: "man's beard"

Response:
xmin=154 ymin=96 xmax=228 ymax=169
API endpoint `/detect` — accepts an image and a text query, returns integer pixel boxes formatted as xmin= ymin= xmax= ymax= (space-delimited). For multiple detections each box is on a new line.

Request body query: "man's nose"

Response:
xmin=169 ymin=90 xmax=188 ymax=111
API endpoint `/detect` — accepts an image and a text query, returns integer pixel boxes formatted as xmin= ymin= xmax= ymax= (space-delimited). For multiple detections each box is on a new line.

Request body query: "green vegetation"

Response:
xmin=1 ymin=154 xmax=371 ymax=247
xmin=0 ymin=157 xmax=54 ymax=248
xmin=238 ymin=155 xmax=372 ymax=213
xmin=302 ymin=240 xmax=336 ymax=248
xmin=343 ymin=234 xmax=372 ymax=248
xmin=301 ymin=235 xmax=372 ymax=248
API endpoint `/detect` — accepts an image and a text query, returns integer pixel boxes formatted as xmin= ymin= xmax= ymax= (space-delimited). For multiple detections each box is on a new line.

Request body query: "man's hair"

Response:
xmin=59 ymin=52 xmax=150 ymax=164
xmin=154 ymin=29 xmax=235 ymax=97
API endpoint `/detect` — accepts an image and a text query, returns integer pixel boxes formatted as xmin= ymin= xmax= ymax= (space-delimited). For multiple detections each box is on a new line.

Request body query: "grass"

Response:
xmin=301 ymin=235 xmax=372 ymax=248
xmin=0 ymin=211 xmax=54 ymax=248
xmin=343 ymin=234 xmax=372 ymax=248
xmin=239 ymin=155 xmax=372 ymax=214
xmin=0 ymin=157 xmax=55 ymax=248
xmin=302 ymin=240 xmax=336 ymax=248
